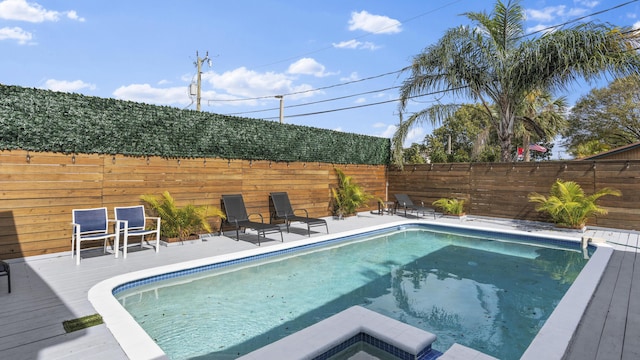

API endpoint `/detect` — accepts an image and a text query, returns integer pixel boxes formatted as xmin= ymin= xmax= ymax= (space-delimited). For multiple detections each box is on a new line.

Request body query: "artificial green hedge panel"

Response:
xmin=0 ymin=85 xmax=390 ymax=164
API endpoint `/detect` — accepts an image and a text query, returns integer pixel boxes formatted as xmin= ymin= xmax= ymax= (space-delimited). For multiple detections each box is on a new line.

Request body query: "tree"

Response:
xmin=563 ymin=76 xmax=640 ymax=157
xmin=393 ymin=0 xmax=640 ymax=165
xmin=423 ymin=104 xmax=497 ymax=162
xmin=402 ymin=143 xmax=427 ymax=164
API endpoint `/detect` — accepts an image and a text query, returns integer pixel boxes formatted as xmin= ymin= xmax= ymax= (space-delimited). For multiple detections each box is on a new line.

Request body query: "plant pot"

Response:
xmin=160 ymin=234 xmax=201 ymax=247
xmin=442 ymin=213 xmax=467 ymax=221
xmin=554 ymin=224 xmax=587 ymax=233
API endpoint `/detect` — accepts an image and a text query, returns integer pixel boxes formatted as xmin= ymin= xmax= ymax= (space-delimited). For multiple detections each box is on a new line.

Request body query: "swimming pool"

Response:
xmin=99 ymin=222 xmax=601 ymax=360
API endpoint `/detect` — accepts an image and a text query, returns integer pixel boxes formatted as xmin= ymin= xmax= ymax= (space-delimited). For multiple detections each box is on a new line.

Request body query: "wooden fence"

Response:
xmin=0 ymin=150 xmax=386 ymax=259
xmin=2 ymin=149 xmax=639 ymax=260
xmin=388 ymin=160 xmax=640 ymax=231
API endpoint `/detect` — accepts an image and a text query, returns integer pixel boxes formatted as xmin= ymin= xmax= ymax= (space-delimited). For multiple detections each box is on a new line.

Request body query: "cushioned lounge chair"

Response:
xmin=270 ymin=192 xmax=328 ymax=237
xmin=394 ymin=194 xmax=436 ymax=219
xmin=222 ymin=194 xmax=283 ymax=245
xmin=114 ymin=205 xmax=161 ymax=258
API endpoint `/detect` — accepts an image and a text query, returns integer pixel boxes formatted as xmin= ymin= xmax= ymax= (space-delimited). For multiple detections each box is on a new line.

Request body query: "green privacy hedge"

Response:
xmin=0 ymin=85 xmax=390 ymax=164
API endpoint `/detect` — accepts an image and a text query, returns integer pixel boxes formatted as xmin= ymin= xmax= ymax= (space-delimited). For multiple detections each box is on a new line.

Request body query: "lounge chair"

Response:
xmin=394 ymin=194 xmax=436 ymax=219
xmin=270 ymin=192 xmax=328 ymax=237
xmin=114 ymin=205 xmax=161 ymax=258
xmin=0 ymin=260 xmax=10 ymax=293
xmin=71 ymin=207 xmax=121 ymax=265
xmin=221 ymin=194 xmax=283 ymax=245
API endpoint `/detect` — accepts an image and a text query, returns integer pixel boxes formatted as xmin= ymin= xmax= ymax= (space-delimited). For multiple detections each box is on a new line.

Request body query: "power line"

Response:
xmin=521 ymin=0 xmax=639 ymax=37
xmin=225 ymin=85 xmax=402 ymax=116
xmin=262 ymin=86 xmax=467 ymax=120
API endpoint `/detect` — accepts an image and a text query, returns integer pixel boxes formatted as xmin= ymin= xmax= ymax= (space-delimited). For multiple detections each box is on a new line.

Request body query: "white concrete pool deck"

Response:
xmin=0 ymin=212 xmax=637 ymax=359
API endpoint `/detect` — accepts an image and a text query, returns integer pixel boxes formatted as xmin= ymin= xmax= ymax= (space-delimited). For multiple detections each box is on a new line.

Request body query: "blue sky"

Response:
xmin=1 ymin=0 xmax=639 ymax=152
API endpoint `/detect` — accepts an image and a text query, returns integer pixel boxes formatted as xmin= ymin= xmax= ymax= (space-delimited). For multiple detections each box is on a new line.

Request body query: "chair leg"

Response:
xmin=1 ymin=262 xmax=10 ymax=293
xmin=76 ymin=238 xmax=81 ymax=265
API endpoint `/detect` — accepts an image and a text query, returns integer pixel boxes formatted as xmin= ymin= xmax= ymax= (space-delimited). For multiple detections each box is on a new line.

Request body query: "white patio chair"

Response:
xmin=114 ymin=205 xmax=161 ymax=258
xmin=71 ymin=207 xmax=121 ymax=265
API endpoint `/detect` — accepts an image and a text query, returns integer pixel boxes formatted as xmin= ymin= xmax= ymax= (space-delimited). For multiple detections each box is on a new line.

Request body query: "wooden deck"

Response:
xmin=564 ymin=230 xmax=640 ymax=360
xmin=0 ymin=213 xmax=636 ymax=360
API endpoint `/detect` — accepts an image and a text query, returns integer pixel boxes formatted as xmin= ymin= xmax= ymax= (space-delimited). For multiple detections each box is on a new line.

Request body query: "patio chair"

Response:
xmin=270 ymin=192 xmax=328 ymax=237
xmin=71 ymin=207 xmax=121 ymax=265
xmin=221 ymin=194 xmax=283 ymax=245
xmin=394 ymin=194 xmax=436 ymax=219
xmin=114 ymin=205 xmax=161 ymax=258
xmin=0 ymin=260 xmax=10 ymax=293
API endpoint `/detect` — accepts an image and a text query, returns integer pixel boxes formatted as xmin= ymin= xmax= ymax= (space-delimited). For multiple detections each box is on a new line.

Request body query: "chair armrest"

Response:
xmin=109 ymin=219 xmax=125 ymax=233
xmin=293 ymin=208 xmax=310 ymax=218
xmin=248 ymin=213 xmax=265 ymax=223
xmin=145 ymin=216 xmax=161 ymax=228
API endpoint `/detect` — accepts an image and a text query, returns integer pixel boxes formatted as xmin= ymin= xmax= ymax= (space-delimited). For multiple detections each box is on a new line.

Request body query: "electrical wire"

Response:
xmin=520 ymin=0 xmax=639 ymax=38
xmin=225 ymin=85 xmax=401 ymax=116
xmin=261 ymin=86 xmax=467 ymax=120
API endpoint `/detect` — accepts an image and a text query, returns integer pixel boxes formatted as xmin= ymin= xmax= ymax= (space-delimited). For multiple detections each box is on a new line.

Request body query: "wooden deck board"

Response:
xmin=595 ymin=250 xmax=634 ymax=359
xmin=622 ymin=251 xmax=640 ymax=360
xmin=564 ymin=251 xmax=623 ymax=360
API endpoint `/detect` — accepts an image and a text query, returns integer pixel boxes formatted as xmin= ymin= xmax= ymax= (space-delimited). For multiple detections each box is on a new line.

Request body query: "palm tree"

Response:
xmin=517 ymin=91 xmax=567 ymax=161
xmin=528 ymin=179 xmax=620 ymax=228
xmin=393 ymin=0 xmax=640 ymax=164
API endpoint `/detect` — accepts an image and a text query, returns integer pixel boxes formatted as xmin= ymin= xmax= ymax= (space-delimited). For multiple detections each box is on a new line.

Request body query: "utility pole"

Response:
xmin=275 ymin=95 xmax=284 ymax=123
xmin=195 ymin=51 xmax=212 ymax=111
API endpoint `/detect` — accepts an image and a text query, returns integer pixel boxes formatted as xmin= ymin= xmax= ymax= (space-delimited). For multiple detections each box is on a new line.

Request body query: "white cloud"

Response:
xmin=334 ymin=126 xmax=343 ymax=132
xmin=332 ymin=39 xmax=380 ymax=50
xmin=526 ymin=24 xmax=553 ymax=34
xmin=348 ymin=10 xmax=401 ymax=34
xmin=113 ymin=84 xmax=191 ymax=105
xmin=113 ymin=63 xmax=325 ymax=108
xmin=66 ymin=10 xmax=85 ymax=22
xmin=44 ymin=79 xmax=96 ymax=92
xmin=634 ymin=21 xmax=640 ymax=29
xmin=0 ymin=0 xmax=83 ymax=22
xmin=0 ymin=26 xmax=32 ymax=44
xmin=377 ymin=124 xmax=397 ymax=139
xmin=405 ymin=127 xmax=425 ymax=147
xmin=574 ymin=0 xmax=599 ymax=8
xmin=205 ymin=66 xmax=317 ymax=100
xmin=287 ymin=58 xmax=336 ymax=77
xmin=340 ymin=72 xmax=359 ymax=82
xmin=354 ymin=97 xmax=366 ymax=104
xmin=525 ymin=6 xmax=566 ymax=22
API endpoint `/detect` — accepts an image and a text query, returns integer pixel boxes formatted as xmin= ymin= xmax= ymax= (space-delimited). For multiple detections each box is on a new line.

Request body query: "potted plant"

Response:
xmin=331 ymin=168 xmax=374 ymax=219
xmin=528 ymin=179 xmax=620 ymax=231
xmin=140 ymin=191 xmax=226 ymax=244
xmin=432 ymin=198 xmax=466 ymax=218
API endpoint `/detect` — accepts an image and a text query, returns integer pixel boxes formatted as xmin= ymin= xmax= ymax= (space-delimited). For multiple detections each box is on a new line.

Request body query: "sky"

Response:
xmin=1 ymin=0 xmax=640 ymax=155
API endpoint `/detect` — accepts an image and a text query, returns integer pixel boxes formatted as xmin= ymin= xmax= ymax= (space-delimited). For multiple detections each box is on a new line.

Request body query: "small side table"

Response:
xmin=378 ymin=201 xmax=396 ymax=215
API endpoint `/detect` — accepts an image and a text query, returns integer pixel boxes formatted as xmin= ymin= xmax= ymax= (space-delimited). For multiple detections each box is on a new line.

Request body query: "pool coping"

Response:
xmin=88 ymin=219 xmax=612 ymax=360
xmin=237 ymin=305 xmax=437 ymax=360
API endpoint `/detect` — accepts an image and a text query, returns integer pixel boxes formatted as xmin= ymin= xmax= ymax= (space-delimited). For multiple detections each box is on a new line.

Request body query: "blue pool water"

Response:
xmin=116 ymin=225 xmax=592 ymax=360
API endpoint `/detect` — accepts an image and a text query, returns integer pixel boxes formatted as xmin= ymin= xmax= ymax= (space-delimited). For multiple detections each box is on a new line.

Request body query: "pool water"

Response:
xmin=117 ymin=227 xmax=590 ymax=360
